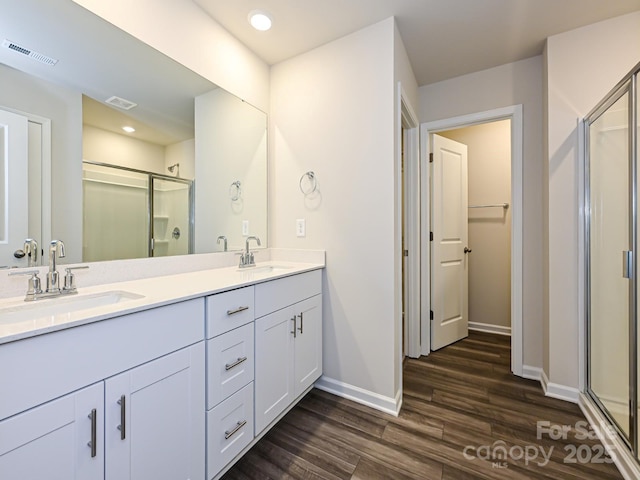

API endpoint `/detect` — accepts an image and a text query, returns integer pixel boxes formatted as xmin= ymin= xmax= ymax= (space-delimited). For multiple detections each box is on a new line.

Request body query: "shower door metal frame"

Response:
xmin=82 ymin=160 xmax=194 ymax=259
xmin=584 ymin=62 xmax=640 ymax=455
xmin=149 ymin=174 xmax=194 ymax=257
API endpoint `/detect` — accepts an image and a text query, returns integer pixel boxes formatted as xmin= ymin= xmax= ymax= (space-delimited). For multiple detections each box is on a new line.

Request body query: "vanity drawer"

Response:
xmin=255 ymin=269 xmax=322 ymax=318
xmin=207 ymin=382 xmax=254 ymax=479
xmin=207 ymin=323 xmax=254 ymax=409
xmin=206 ymin=286 xmax=254 ymax=339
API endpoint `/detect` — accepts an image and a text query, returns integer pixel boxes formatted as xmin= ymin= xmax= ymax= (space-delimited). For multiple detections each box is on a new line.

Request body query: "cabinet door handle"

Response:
xmin=226 ymin=306 xmax=249 ymax=316
xmin=225 ymin=356 xmax=248 ymax=371
xmin=87 ymin=408 xmax=97 ymax=458
xmin=291 ymin=316 xmax=297 ymax=338
xmin=298 ymin=312 xmax=304 ymax=334
xmin=117 ymin=395 xmax=126 ymax=440
xmin=224 ymin=420 xmax=247 ymax=440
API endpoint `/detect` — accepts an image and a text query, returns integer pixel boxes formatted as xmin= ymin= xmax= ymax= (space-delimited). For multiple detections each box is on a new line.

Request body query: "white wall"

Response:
xmin=419 ymin=56 xmax=544 ymax=369
xmin=83 ymin=125 xmax=165 ymax=173
xmin=440 ymin=120 xmax=512 ymax=332
xmin=544 ymin=11 xmax=640 ymax=389
xmin=71 ymin=0 xmax=269 ymax=112
xmin=270 ymin=18 xmax=400 ymax=407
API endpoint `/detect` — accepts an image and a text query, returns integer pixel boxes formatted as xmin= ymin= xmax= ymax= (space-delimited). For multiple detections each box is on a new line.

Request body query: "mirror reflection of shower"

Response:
xmin=82 ymin=162 xmax=193 ymax=262
xmin=168 ymin=163 xmax=180 ymax=178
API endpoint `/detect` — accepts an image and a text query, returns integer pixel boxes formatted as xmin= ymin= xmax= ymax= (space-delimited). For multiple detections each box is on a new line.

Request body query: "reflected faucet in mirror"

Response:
xmin=217 ymin=236 xmax=228 ymax=252
xmin=24 ymin=239 xmax=38 ymax=267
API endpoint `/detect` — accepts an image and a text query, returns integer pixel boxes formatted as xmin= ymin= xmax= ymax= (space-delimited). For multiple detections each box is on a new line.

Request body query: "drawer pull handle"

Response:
xmin=298 ymin=312 xmax=304 ymax=334
xmin=225 ymin=420 xmax=247 ymax=440
xmin=225 ymin=356 xmax=248 ymax=371
xmin=291 ymin=316 xmax=297 ymax=338
xmin=226 ymin=306 xmax=249 ymax=316
xmin=87 ymin=408 xmax=97 ymax=458
xmin=117 ymin=395 xmax=126 ymax=440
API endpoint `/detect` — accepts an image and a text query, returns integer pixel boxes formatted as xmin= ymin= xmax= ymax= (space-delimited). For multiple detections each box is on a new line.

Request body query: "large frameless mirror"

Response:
xmin=0 ymin=0 xmax=267 ymax=267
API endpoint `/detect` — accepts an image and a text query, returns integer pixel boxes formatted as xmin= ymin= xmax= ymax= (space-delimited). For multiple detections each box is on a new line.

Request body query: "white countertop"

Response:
xmin=0 ymin=261 xmax=324 ymax=345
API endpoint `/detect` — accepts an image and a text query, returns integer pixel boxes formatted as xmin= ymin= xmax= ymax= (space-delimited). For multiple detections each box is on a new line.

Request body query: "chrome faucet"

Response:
xmin=239 ymin=236 xmax=261 ymax=268
xmin=46 ymin=240 xmax=66 ymax=293
xmin=217 ymin=235 xmax=228 ymax=252
xmin=24 ymin=238 xmax=38 ymax=267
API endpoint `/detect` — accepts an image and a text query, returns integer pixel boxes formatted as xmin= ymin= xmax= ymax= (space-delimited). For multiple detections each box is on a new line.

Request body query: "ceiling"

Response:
xmin=193 ymin=0 xmax=640 ymax=86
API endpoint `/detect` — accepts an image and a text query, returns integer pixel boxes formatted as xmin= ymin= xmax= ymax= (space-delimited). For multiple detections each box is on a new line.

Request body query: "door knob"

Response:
xmin=464 ymin=247 xmax=472 ymax=254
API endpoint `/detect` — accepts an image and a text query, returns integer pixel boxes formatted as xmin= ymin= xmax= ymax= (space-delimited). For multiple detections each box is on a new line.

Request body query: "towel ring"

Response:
xmin=299 ymin=171 xmax=317 ymax=195
xmin=229 ymin=180 xmax=242 ymax=201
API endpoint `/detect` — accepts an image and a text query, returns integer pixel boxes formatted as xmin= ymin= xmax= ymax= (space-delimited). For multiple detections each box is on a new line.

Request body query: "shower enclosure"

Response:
xmin=82 ymin=162 xmax=193 ymax=262
xmin=585 ymin=61 xmax=639 ymax=457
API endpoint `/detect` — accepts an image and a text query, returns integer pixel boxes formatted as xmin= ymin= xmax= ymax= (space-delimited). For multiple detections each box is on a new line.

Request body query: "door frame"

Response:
xmin=399 ymin=85 xmax=421 ymax=360
xmin=0 ymin=106 xmax=52 ymax=264
xmin=419 ymin=105 xmax=524 ymax=376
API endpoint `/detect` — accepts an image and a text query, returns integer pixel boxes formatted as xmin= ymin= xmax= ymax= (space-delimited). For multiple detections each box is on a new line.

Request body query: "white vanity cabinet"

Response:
xmin=0 ymin=382 xmax=104 ymax=480
xmin=254 ymin=270 xmax=322 ymax=434
xmin=0 ymin=299 xmax=205 ymax=480
xmin=104 ymin=344 xmax=204 ymax=480
xmin=205 ymin=286 xmax=255 ymax=479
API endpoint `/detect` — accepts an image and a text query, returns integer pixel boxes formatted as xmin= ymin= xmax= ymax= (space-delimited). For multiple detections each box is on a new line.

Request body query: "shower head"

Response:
xmin=168 ymin=163 xmax=180 ymax=176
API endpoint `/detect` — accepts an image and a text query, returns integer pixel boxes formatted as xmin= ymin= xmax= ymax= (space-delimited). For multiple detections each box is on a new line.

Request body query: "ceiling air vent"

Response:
xmin=2 ymin=39 xmax=58 ymax=66
xmin=105 ymin=95 xmax=138 ymax=111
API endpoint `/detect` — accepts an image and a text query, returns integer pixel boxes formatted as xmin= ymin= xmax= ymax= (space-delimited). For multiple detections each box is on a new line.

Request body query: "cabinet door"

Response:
xmin=0 ymin=383 xmax=103 ymax=480
xmin=294 ymin=294 xmax=323 ymax=397
xmin=105 ymin=343 xmax=205 ymax=480
xmin=254 ymin=306 xmax=295 ymax=434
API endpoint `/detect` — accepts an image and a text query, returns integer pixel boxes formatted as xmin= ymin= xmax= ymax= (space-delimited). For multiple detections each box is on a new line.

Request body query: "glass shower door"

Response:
xmin=82 ymin=164 xmax=150 ymax=262
xmin=151 ymin=177 xmax=192 ymax=257
xmin=587 ymin=86 xmax=632 ymax=442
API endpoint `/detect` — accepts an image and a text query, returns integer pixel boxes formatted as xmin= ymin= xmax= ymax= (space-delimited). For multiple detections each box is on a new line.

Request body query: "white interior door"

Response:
xmin=0 ymin=108 xmax=28 ymax=267
xmin=431 ymin=134 xmax=469 ymax=350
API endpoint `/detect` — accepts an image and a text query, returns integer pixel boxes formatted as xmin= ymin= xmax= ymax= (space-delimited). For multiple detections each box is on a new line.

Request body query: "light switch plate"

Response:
xmin=242 ymin=220 xmax=249 ymax=236
xmin=296 ymin=219 xmax=306 ymax=237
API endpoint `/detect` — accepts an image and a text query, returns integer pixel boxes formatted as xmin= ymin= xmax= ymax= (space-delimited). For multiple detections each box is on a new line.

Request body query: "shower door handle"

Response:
xmin=622 ymin=250 xmax=633 ymax=279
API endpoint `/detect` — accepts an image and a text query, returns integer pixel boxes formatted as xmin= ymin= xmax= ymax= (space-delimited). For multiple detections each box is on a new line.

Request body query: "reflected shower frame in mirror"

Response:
xmin=0 ymin=0 xmax=267 ymax=268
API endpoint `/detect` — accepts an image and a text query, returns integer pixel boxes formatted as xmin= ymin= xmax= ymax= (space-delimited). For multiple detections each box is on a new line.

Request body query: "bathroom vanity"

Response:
xmin=0 ymin=260 xmax=323 ymax=480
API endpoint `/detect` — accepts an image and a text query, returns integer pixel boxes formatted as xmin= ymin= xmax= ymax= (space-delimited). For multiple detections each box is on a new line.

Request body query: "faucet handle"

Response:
xmin=63 ymin=266 xmax=89 ymax=293
xmin=9 ymin=270 xmax=43 ymax=297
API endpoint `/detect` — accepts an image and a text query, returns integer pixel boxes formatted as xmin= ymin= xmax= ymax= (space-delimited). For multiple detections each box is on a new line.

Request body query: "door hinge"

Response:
xmin=430 ymin=310 xmax=434 ymax=320
xmin=429 ymin=152 xmax=433 ymax=163
xmin=429 ymin=231 xmax=433 ymax=242
xmin=403 ymin=249 xmax=409 ymax=257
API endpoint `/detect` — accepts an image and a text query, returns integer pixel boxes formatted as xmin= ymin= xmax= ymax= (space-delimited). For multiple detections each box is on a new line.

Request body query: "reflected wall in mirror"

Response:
xmin=0 ymin=0 xmax=267 ymax=267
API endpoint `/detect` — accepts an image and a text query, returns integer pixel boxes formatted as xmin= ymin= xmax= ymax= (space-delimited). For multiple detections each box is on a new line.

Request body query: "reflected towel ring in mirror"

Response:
xmin=299 ymin=171 xmax=317 ymax=195
xmin=229 ymin=180 xmax=242 ymax=201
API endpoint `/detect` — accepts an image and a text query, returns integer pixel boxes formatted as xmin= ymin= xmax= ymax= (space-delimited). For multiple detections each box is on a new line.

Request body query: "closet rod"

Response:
xmin=468 ymin=203 xmax=509 ymax=209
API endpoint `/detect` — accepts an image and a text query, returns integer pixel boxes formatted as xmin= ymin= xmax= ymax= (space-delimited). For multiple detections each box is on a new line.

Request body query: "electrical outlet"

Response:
xmin=296 ymin=218 xmax=306 ymax=237
xmin=242 ymin=220 xmax=249 ymax=236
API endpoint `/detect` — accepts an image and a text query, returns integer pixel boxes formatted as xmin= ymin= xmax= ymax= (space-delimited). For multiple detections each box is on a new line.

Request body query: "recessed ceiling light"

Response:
xmin=122 ymin=126 xmax=135 ymax=133
xmin=248 ymin=10 xmax=272 ymax=31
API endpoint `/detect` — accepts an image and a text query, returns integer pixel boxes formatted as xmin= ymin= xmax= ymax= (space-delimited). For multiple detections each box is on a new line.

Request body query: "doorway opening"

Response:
xmin=417 ymin=105 xmax=524 ymax=376
xmin=435 ymin=120 xmax=512 ymax=346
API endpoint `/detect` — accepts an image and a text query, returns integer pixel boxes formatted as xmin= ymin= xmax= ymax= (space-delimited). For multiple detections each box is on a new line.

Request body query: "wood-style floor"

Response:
xmin=222 ymin=331 xmax=624 ymax=479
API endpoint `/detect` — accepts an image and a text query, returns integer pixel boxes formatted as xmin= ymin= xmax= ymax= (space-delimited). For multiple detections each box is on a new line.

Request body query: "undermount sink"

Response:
xmin=237 ymin=265 xmax=292 ymax=274
xmin=0 ymin=290 xmax=145 ymax=325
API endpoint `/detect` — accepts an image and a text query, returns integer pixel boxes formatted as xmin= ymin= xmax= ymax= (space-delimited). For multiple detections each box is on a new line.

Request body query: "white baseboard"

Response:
xmin=314 ymin=375 xmax=401 ymax=416
xmin=468 ymin=322 xmax=511 ymax=336
xmin=522 ymin=365 xmax=543 ymax=381
xmin=579 ymin=393 xmax=640 ymax=480
xmin=539 ymin=369 xmax=579 ymax=403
